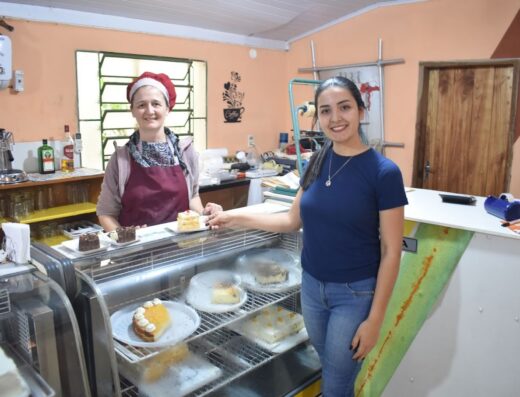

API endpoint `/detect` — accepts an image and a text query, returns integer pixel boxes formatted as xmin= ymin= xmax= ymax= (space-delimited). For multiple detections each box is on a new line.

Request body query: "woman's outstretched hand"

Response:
xmin=206 ymin=211 xmax=233 ymax=230
xmin=203 ymin=202 xmax=223 ymax=215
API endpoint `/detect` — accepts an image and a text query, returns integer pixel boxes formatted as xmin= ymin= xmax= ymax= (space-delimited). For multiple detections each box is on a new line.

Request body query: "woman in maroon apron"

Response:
xmin=96 ymin=72 xmax=221 ymax=232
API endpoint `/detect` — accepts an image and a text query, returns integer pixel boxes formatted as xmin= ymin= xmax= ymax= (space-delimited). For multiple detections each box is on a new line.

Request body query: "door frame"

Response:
xmin=412 ymin=58 xmax=520 ymax=191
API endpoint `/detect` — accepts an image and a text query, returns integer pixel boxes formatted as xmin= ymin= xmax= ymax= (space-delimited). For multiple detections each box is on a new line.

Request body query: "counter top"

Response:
xmin=199 ymin=178 xmax=250 ymax=193
xmin=259 ymin=187 xmax=520 ymax=240
xmin=405 ymin=188 xmax=519 ymax=240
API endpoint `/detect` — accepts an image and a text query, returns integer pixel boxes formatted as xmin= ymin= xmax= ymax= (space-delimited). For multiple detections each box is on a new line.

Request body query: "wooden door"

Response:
xmin=413 ymin=60 xmax=519 ymax=196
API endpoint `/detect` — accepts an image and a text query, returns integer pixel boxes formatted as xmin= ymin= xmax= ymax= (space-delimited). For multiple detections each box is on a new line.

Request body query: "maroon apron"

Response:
xmin=119 ymin=158 xmax=189 ymax=227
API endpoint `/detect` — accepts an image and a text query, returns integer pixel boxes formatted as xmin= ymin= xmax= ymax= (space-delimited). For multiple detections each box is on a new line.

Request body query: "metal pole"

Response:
xmin=298 ymin=58 xmax=404 ymax=73
xmin=310 ymin=41 xmax=318 ymax=81
xmin=288 ymin=78 xmax=322 ymax=176
xmin=378 ymin=38 xmax=386 ymax=155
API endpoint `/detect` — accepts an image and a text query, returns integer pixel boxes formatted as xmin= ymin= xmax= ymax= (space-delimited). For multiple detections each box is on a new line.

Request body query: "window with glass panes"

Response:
xmin=76 ymin=51 xmax=207 ymax=170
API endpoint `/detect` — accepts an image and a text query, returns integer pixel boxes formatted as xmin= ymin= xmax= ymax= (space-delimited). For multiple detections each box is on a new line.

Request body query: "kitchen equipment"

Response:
xmin=0 ymin=129 xmax=28 ymax=184
xmin=484 ymin=195 xmax=520 ymax=221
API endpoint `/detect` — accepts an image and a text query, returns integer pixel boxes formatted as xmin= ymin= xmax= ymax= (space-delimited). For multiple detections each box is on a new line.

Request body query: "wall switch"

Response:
xmin=247 ymin=134 xmax=255 ymax=147
xmin=14 ymin=70 xmax=24 ymax=92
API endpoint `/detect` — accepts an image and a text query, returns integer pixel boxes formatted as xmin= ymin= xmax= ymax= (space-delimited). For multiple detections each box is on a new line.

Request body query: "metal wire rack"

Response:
xmin=114 ymin=288 xmax=300 ymax=364
xmin=0 ymin=288 xmax=10 ymax=317
xmin=85 ymin=228 xmax=282 ymax=284
xmin=119 ymin=293 xmax=302 ymax=397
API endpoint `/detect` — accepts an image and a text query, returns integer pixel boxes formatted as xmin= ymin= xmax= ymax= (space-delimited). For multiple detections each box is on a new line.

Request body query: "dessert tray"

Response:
xmin=110 ymin=301 xmax=200 ymax=348
xmin=239 ymin=266 xmax=302 ymax=294
xmin=228 ymin=306 xmax=308 ymax=354
xmin=167 ymin=216 xmax=209 ymax=234
xmin=185 ymin=270 xmax=247 ymax=313
xmin=120 ymin=352 xmax=222 ymax=397
xmin=235 ymin=248 xmax=302 ymax=293
xmin=106 ymin=237 xmax=141 ymax=247
xmin=61 ymin=238 xmax=110 ymax=255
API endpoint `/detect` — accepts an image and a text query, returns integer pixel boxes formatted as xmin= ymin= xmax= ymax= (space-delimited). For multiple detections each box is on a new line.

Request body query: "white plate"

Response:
xmin=110 ymin=301 xmax=200 ymax=348
xmin=61 ymin=238 xmax=110 ymax=255
xmin=186 ymin=270 xmax=247 ymax=313
xmin=167 ymin=216 xmax=209 ymax=234
xmin=108 ymin=237 xmax=141 ymax=247
xmin=228 ymin=322 xmax=309 ymax=354
xmin=186 ymin=287 xmax=247 ymax=314
xmin=122 ymin=353 xmax=222 ymax=397
xmin=240 ymin=266 xmax=302 ymax=294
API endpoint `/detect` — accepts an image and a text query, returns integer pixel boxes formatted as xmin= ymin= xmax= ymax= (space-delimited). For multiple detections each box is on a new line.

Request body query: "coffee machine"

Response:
xmin=0 ymin=128 xmax=28 ymax=184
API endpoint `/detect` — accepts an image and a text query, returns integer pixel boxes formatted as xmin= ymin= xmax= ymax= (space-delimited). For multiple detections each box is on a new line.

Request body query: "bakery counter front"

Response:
xmin=356 ymin=188 xmax=520 ymax=397
xmin=35 ymin=203 xmax=320 ymax=397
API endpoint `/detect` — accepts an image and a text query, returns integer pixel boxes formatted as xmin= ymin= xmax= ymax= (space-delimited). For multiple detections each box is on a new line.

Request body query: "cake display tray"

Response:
xmin=111 ymin=301 xmax=200 ymax=348
xmin=119 ymin=353 xmax=222 ymax=397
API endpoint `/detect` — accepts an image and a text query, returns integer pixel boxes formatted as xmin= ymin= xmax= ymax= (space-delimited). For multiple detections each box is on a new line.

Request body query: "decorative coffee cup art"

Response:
xmin=222 ymin=71 xmax=245 ymax=123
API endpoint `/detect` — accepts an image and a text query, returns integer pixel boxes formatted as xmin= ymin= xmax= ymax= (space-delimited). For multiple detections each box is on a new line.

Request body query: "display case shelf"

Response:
xmin=113 ymin=289 xmax=299 ymax=364
xmin=17 ymin=202 xmax=97 ymax=224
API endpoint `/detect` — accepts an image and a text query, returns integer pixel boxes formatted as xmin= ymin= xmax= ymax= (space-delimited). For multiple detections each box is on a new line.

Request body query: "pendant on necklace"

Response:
xmin=325 ymin=179 xmax=332 ymax=187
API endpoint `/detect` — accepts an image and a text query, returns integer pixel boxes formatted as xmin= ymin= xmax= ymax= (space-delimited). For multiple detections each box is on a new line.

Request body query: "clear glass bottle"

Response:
xmin=61 ymin=125 xmax=74 ymax=172
xmin=38 ymin=139 xmax=55 ymax=174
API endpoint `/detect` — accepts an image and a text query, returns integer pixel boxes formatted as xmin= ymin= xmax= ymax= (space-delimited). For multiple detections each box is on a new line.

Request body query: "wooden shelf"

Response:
xmin=17 ymin=202 xmax=97 ymax=224
xmin=34 ymin=234 xmax=70 ymax=246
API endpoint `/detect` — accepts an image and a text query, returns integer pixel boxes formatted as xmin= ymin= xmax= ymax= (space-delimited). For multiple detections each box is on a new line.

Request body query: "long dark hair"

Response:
xmin=301 ymin=76 xmax=367 ymax=190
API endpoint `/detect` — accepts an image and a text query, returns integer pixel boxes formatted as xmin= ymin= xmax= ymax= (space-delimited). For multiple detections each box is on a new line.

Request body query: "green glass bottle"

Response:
xmin=38 ymin=139 xmax=56 ymax=174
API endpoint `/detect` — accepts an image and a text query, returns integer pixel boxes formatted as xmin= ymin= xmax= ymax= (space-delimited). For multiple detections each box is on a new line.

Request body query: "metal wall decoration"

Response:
xmin=222 ymin=71 xmax=245 ymax=123
xmin=299 ymin=39 xmax=405 ymax=154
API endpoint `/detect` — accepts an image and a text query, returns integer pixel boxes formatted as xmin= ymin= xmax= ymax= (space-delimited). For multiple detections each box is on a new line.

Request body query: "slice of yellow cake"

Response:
xmin=132 ymin=299 xmax=171 ymax=342
xmin=211 ymin=282 xmax=240 ymax=304
xmin=177 ymin=210 xmax=201 ymax=232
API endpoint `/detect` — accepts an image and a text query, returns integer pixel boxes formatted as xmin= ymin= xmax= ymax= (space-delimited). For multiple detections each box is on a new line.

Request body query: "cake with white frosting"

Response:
xmin=254 ymin=262 xmax=288 ymax=285
xmin=177 ymin=210 xmax=201 ymax=232
xmin=132 ymin=299 xmax=171 ymax=342
xmin=211 ymin=281 xmax=240 ymax=304
xmin=241 ymin=305 xmax=304 ymax=344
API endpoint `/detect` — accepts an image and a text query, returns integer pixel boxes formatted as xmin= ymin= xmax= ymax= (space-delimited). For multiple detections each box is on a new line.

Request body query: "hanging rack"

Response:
xmin=288 ymin=78 xmax=322 ymax=176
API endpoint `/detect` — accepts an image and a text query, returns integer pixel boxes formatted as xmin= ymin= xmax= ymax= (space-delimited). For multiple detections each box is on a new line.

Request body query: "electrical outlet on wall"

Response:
xmin=247 ymin=134 xmax=255 ymax=147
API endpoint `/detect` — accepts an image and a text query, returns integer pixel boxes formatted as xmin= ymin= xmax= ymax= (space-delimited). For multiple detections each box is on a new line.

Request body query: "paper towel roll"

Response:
xmin=1 ymin=223 xmax=30 ymax=264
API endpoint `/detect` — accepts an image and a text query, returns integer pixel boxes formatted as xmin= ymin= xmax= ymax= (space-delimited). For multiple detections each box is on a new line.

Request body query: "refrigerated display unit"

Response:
xmin=38 ymin=215 xmax=321 ymax=397
xmin=0 ymin=251 xmax=91 ymax=397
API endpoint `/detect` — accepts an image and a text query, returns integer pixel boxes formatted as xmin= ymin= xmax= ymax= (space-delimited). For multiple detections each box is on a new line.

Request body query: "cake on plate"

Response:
xmin=108 ymin=226 xmax=136 ymax=243
xmin=78 ymin=232 xmax=100 ymax=251
xmin=241 ymin=305 xmax=304 ymax=344
xmin=0 ymin=346 xmax=30 ymax=397
xmin=254 ymin=261 xmax=288 ymax=285
xmin=211 ymin=281 xmax=240 ymax=304
xmin=132 ymin=299 xmax=172 ymax=342
xmin=140 ymin=343 xmax=189 ymax=383
xmin=177 ymin=210 xmax=201 ymax=232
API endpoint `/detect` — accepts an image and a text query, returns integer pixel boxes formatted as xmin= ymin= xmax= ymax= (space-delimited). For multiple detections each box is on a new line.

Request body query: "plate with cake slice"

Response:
xmin=235 ymin=248 xmax=302 ymax=293
xmin=61 ymin=234 xmax=110 ymax=255
xmin=111 ymin=299 xmax=200 ymax=348
xmin=167 ymin=211 xmax=209 ymax=234
xmin=106 ymin=226 xmax=140 ymax=246
xmin=185 ymin=270 xmax=248 ymax=313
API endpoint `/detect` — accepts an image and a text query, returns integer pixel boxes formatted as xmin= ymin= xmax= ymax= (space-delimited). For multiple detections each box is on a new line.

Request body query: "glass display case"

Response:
xmin=0 ymin=255 xmax=91 ymax=397
xmin=39 ymin=222 xmax=321 ymax=397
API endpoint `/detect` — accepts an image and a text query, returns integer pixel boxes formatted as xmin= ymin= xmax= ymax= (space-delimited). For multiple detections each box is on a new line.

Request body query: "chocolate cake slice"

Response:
xmin=78 ymin=232 xmax=100 ymax=251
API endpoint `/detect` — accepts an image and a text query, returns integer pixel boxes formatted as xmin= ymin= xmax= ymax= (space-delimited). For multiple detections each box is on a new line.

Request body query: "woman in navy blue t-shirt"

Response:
xmin=208 ymin=76 xmax=407 ymax=397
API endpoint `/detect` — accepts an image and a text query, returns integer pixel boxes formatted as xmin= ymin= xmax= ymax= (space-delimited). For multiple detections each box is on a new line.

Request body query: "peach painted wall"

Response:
xmin=1 ymin=0 xmax=519 ymax=194
xmin=0 ymin=20 xmax=288 ymax=155
xmin=287 ymin=0 xmax=520 ymax=195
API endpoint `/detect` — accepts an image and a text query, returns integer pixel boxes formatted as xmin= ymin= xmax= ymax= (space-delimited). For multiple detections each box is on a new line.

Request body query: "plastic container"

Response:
xmin=484 ymin=195 xmax=520 ymax=221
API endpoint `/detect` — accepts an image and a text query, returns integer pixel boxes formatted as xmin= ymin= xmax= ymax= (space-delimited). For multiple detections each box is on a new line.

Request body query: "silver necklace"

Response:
xmin=326 ymin=150 xmax=353 ymax=187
